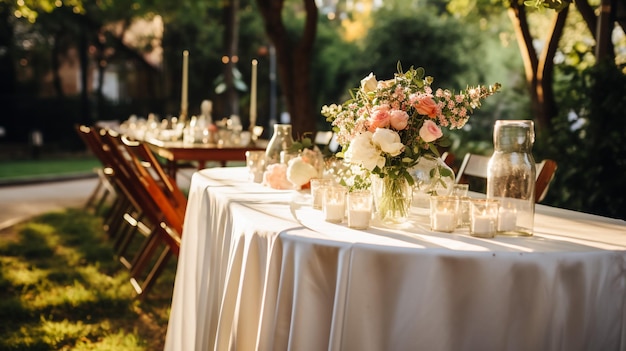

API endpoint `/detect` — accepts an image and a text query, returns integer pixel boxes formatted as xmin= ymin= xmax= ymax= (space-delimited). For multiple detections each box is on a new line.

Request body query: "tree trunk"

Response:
xmin=51 ymin=30 xmax=65 ymax=97
xmin=79 ymin=31 xmax=91 ymax=125
xmin=507 ymin=1 xmax=568 ymax=134
xmin=223 ymin=0 xmax=240 ymax=117
xmin=255 ymin=0 xmax=318 ymax=138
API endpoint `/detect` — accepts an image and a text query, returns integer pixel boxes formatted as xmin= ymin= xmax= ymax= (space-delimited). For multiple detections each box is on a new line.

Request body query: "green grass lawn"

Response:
xmin=0 ymin=157 xmax=101 ymax=180
xmin=0 ymin=208 xmax=175 ymax=350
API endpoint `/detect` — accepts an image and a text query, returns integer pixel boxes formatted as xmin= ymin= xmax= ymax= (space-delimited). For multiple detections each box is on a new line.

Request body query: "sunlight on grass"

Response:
xmin=72 ymin=329 xmax=146 ymax=351
xmin=27 ymin=280 xmax=97 ymax=310
xmin=0 ymin=256 xmax=49 ymax=287
xmin=0 ymin=209 xmax=174 ymax=350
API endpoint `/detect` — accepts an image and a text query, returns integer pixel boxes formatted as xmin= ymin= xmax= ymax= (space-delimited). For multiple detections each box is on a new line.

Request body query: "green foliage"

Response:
xmin=540 ymin=61 xmax=626 ymax=219
xmin=312 ymin=17 xmax=362 ymax=128
xmin=361 ymin=7 xmax=483 ymax=89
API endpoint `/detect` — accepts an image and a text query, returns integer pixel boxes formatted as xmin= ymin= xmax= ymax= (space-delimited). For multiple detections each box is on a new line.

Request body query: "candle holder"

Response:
xmin=310 ymin=178 xmax=332 ymax=210
xmin=323 ymin=185 xmax=347 ymax=223
xmin=430 ymin=196 xmax=459 ymax=233
xmin=457 ymin=196 xmax=471 ymax=228
xmin=245 ymin=150 xmax=266 ymax=183
xmin=469 ymin=199 xmax=499 ymax=238
xmin=347 ymin=190 xmax=373 ymax=229
xmin=497 ymin=199 xmax=518 ymax=233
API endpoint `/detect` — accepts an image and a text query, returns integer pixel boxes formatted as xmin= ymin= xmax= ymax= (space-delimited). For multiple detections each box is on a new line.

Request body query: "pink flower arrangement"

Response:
xmin=321 ymin=63 xmax=500 ymax=183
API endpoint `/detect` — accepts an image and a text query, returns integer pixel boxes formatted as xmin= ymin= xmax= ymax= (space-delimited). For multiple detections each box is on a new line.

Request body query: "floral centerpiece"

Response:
xmin=262 ymin=133 xmax=325 ymax=190
xmin=321 ymin=63 xmax=500 ymax=223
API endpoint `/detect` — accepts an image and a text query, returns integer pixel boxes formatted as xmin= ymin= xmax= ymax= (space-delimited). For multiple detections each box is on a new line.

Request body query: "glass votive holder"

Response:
xmin=497 ymin=200 xmax=518 ymax=233
xmin=469 ymin=199 xmax=499 ymax=238
xmin=323 ymin=185 xmax=347 ymax=223
xmin=310 ymin=178 xmax=332 ymax=210
xmin=457 ymin=196 xmax=471 ymax=228
xmin=347 ymin=190 xmax=373 ymax=229
xmin=451 ymin=183 xmax=469 ymax=198
xmin=245 ymin=150 xmax=266 ymax=183
xmin=430 ymin=196 xmax=459 ymax=233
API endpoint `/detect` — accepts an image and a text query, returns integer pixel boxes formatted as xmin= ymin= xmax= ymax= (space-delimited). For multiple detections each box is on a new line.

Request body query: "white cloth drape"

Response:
xmin=164 ymin=167 xmax=626 ymax=351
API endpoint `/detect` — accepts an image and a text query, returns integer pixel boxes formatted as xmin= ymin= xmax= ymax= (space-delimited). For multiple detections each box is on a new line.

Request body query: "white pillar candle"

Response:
xmin=497 ymin=208 xmax=517 ymax=232
xmin=433 ymin=210 xmax=456 ymax=232
xmin=181 ymin=50 xmax=189 ymax=120
xmin=250 ymin=59 xmax=258 ymax=128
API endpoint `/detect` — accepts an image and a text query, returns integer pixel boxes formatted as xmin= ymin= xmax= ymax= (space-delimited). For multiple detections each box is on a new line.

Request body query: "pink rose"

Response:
xmin=389 ymin=109 xmax=409 ymax=130
xmin=415 ymin=96 xmax=439 ymax=118
xmin=368 ymin=105 xmax=391 ymax=132
xmin=419 ymin=120 xmax=443 ymax=143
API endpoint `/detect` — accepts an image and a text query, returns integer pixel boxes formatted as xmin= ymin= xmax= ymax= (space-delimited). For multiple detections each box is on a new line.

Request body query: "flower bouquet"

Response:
xmin=322 ymin=62 xmax=500 ymax=223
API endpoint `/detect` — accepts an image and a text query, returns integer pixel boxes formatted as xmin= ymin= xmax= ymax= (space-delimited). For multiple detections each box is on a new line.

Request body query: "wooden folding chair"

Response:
xmin=100 ymin=129 xmax=183 ymax=298
xmin=75 ymin=125 xmax=118 ymax=216
xmin=456 ymin=153 xmax=557 ymax=203
xmin=75 ymin=125 xmax=135 ymax=237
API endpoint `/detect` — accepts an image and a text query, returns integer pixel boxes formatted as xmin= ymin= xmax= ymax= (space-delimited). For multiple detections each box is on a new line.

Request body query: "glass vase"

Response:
xmin=409 ymin=155 xmax=456 ymax=213
xmin=371 ymin=175 xmax=413 ymax=225
xmin=487 ymin=120 xmax=536 ymax=236
xmin=265 ymin=124 xmax=295 ymax=165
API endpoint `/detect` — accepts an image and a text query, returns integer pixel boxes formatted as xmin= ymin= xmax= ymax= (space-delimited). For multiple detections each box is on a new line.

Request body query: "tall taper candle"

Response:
xmin=181 ymin=50 xmax=189 ymax=121
xmin=249 ymin=59 xmax=258 ymax=129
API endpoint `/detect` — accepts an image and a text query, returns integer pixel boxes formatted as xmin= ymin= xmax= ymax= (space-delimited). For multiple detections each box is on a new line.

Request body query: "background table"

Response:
xmin=164 ymin=167 xmax=626 ymax=351
xmin=144 ymin=138 xmax=266 ymax=179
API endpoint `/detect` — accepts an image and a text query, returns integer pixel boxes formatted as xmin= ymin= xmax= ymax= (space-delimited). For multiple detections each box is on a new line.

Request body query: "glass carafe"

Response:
xmin=265 ymin=124 xmax=294 ymax=165
xmin=487 ymin=120 xmax=536 ymax=236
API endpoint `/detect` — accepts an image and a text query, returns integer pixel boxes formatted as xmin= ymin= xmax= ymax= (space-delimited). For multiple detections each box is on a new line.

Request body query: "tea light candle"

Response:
xmin=469 ymin=199 xmax=499 ymax=238
xmin=310 ymin=178 xmax=332 ymax=210
xmin=433 ymin=209 xmax=456 ymax=232
xmin=498 ymin=208 xmax=517 ymax=232
xmin=348 ymin=209 xmax=371 ymax=229
xmin=324 ymin=201 xmax=345 ymax=223
xmin=348 ymin=191 xmax=372 ymax=229
xmin=472 ymin=214 xmax=496 ymax=236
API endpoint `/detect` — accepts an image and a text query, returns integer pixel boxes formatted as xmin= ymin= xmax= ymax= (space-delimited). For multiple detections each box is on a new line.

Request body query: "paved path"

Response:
xmin=0 ymin=177 xmax=99 ymax=230
xmin=0 ymin=170 xmax=194 ymax=231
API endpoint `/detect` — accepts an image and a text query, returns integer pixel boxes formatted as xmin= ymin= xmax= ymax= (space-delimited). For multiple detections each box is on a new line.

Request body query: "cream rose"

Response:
xmin=287 ymin=157 xmax=318 ymax=188
xmin=419 ymin=120 xmax=443 ymax=143
xmin=345 ymin=132 xmax=385 ymax=171
xmin=372 ymin=128 xmax=404 ymax=156
xmin=360 ymin=73 xmax=378 ymax=93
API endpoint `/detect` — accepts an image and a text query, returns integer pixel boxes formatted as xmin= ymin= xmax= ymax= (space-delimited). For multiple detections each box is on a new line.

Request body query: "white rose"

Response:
xmin=287 ymin=157 xmax=319 ymax=188
xmin=360 ymin=73 xmax=378 ymax=93
xmin=345 ymin=132 xmax=385 ymax=171
xmin=372 ymin=128 xmax=404 ymax=156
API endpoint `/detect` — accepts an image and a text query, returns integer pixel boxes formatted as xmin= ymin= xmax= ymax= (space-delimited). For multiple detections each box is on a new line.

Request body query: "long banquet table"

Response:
xmin=143 ymin=138 xmax=266 ymax=179
xmin=164 ymin=167 xmax=626 ymax=351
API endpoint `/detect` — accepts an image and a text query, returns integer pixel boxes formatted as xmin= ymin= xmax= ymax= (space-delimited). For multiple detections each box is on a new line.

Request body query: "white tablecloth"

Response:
xmin=164 ymin=167 xmax=626 ymax=351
